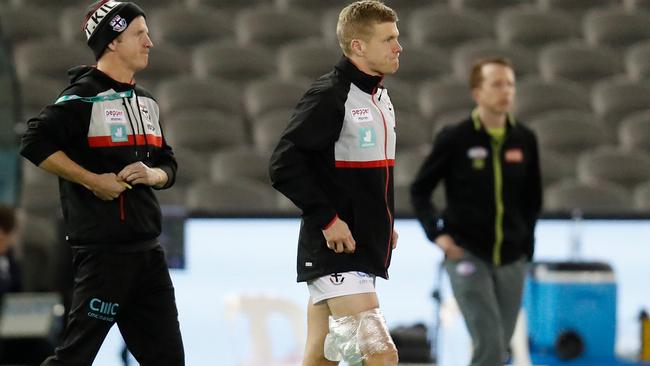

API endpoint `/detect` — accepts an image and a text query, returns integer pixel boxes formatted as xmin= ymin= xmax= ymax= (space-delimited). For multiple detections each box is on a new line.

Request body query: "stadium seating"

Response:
xmin=583 ymin=8 xmax=650 ymax=49
xmin=408 ymin=6 xmax=492 ymax=49
xmin=243 ymin=77 xmax=308 ymax=119
xmin=495 ymin=6 xmax=579 ymax=51
xmin=395 ymin=112 xmax=432 ymax=149
xmin=618 ymin=110 xmax=650 ymax=153
xmin=149 ymin=6 xmax=232 ymax=49
xmin=277 ymin=39 xmax=340 ymax=81
xmin=185 ymin=178 xmax=277 ymax=214
xmin=193 ymin=40 xmax=275 ymax=85
xmin=577 ymin=147 xmax=650 ymax=190
xmin=528 ymin=111 xmax=608 ymax=162
xmin=250 ymin=109 xmax=291 ymax=152
xmin=539 ymin=149 xmax=575 ymax=187
xmin=155 ymin=76 xmax=243 ymax=119
xmin=418 ymin=77 xmax=474 ymax=121
xmin=0 ymin=6 xmax=56 ymax=46
xmin=164 ymin=110 xmax=248 ymax=153
xmin=209 ymin=146 xmax=270 ymax=184
xmin=235 ymin=6 xmax=320 ymax=48
xmin=451 ymin=39 xmax=537 ymax=80
xmin=538 ymin=41 xmax=622 ymax=87
xmin=591 ymin=77 xmax=650 ymax=130
xmin=625 ymin=40 xmax=650 ymax=81
xmin=544 ymin=179 xmax=634 ymax=214
xmin=13 ymin=40 xmax=92 ymax=82
xmin=391 ymin=44 xmax=449 ymax=83
xmin=514 ymin=78 xmax=591 ymax=121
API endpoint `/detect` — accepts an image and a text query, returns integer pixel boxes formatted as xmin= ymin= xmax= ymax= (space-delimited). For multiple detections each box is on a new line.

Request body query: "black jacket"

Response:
xmin=270 ymin=57 xmax=396 ymax=282
xmin=21 ymin=66 xmax=176 ymax=248
xmin=410 ymin=113 xmax=542 ymax=265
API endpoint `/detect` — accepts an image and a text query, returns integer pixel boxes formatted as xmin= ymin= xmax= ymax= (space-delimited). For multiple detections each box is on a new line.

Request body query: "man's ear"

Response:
xmin=350 ymin=39 xmax=364 ymax=57
xmin=106 ymin=38 xmax=119 ymax=52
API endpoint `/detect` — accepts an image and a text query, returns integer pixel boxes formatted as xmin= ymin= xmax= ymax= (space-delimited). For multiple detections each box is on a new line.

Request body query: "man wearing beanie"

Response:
xmin=20 ymin=1 xmax=184 ymax=364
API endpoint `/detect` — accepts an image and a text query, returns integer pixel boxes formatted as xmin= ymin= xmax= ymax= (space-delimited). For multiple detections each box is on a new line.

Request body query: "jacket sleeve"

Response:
xmin=410 ymin=127 xmax=454 ymax=242
xmin=153 ymin=119 xmax=177 ymax=190
xmin=523 ymin=130 xmax=543 ymax=260
xmin=269 ymin=87 xmax=344 ymax=229
xmin=20 ymin=100 xmax=85 ymax=167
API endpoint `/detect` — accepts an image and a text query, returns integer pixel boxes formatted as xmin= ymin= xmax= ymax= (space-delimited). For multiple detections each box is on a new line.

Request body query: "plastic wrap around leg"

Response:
xmin=323 ymin=308 xmax=395 ymax=365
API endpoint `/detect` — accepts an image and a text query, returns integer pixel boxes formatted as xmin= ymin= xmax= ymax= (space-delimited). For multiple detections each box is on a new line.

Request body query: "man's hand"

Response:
xmin=87 ymin=173 xmax=126 ymax=200
xmin=392 ymin=230 xmax=398 ymax=249
xmin=322 ymin=217 xmax=356 ymax=253
xmin=436 ymin=234 xmax=464 ymax=260
xmin=118 ymin=162 xmax=166 ymax=188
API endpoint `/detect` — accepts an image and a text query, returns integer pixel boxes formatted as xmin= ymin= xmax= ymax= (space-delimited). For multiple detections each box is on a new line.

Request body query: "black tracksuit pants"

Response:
xmin=41 ymin=245 xmax=184 ymax=366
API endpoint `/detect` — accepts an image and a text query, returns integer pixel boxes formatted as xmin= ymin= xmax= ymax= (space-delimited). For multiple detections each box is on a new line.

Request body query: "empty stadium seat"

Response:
xmin=276 ymin=0 xmax=350 ymax=12
xmin=13 ymin=40 xmax=93 ymax=82
xmin=383 ymin=78 xmax=423 ymax=116
xmin=450 ymin=0 xmax=522 ymax=13
xmin=539 ymin=149 xmax=576 ymax=187
xmin=188 ymin=0 xmax=267 ymax=14
xmin=60 ymin=7 xmax=85 ymax=44
xmin=495 ymin=6 xmax=579 ymax=50
xmin=538 ymin=41 xmax=622 ymax=87
xmin=193 ymin=41 xmax=275 ymax=85
xmin=418 ymin=77 xmax=474 ymax=120
xmin=209 ymin=146 xmax=270 ymax=184
xmin=395 ymin=112 xmax=431 ymax=149
xmin=12 ymin=0 xmax=85 ymax=8
xmin=544 ymin=179 xmax=633 ymax=215
xmin=0 ymin=6 xmax=56 ymax=46
xmin=251 ymin=109 xmax=291 ymax=152
xmin=625 ymin=40 xmax=650 ymax=81
xmin=528 ymin=110 xmax=607 ymax=160
xmin=618 ymin=110 xmax=650 ymax=153
xmin=155 ymin=76 xmax=243 ymax=119
xmin=514 ymin=78 xmax=591 ymax=121
xmin=394 ymin=145 xmax=429 ymax=186
xmin=408 ymin=6 xmax=493 ymax=49
xmin=243 ymin=77 xmax=308 ymax=119
xmin=623 ymin=0 xmax=650 ymax=10
xmin=577 ymin=147 xmax=650 ymax=190
xmin=149 ymin=6 xmax=232 ymax=49
xmin=537 ymin=0 xmax=621 ymax=18
xmin=171 ymin=148 xmax=208 ymax=186
xmin=632 ymin=179 xmax=650 ymax=211
xmin=135 ymin=44 xmax=190 ymax=91
xmin=393 ymin=44 xmax=449 ymax=83
xmin=583 ymin=8 xmax=650 ymax=49
xmin=18 ymin=76 xmax=66 ymax=120
xmin=277 ymin=39 xmax=340 ymax=81
xmin=451 ymin=39 xmax=537 ymax=80
xmin=185 ymin=178 xmax=277 ymax=215
xmin=235 ymin=6 xmax=319 ymax=48
xmin=164 ymin=110 xmax=248 ymax=153
xmin=591 ymin=77 xmax=650 ymax=130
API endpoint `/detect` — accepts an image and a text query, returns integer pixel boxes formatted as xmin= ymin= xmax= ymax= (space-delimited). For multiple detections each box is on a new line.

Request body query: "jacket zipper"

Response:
xmin=491 ymin=137 xmax=505 ymax=266
xmin=371 ymin=85 xmax=394 ymax=272
xmin=119 ymin=193 xmax=125 ymax=221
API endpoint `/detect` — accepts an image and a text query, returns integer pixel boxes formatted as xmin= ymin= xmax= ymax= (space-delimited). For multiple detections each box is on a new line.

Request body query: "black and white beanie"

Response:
xmin=83 ymin=0 xmax=146 ymax=60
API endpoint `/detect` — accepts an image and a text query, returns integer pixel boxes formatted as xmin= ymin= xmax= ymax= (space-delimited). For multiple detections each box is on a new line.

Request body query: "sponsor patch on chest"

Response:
xmin=359 ymin=127 xmax=377 ymax=148
xmin=104 ymin=108 xmax=125 ymax=124
xmin=350 ymin=107 xmax=373 ymax=123
xmin=505 ymin=148 xmax=524 ymax=163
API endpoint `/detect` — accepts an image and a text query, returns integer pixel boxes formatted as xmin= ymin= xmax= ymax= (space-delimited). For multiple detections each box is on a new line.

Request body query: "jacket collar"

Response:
xmin=471 ymin=108 xmax=516 ymax=131
xmin=67 ymin=65 xmax=136 ymax=92
xmin=335 ymin=56 xmax=384 ymax=95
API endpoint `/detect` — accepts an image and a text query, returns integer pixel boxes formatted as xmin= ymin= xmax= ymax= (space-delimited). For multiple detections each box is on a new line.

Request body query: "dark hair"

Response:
xmin=469 ymin=57 xmax=514 ymax=89
xmin=0 ymin=205 xmax=16 ymax=234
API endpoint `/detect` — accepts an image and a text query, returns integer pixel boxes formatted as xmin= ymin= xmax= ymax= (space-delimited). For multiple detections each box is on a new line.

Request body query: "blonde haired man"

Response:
xmin=270 ymin=1 xmax=402 ymax=365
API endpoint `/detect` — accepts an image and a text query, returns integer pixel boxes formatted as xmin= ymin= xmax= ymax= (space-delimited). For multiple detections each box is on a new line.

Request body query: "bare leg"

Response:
xmin=303 ymin=297 xmax=339 ymax=366
xmin=327 ymin=293 xmax=398 ymax=366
